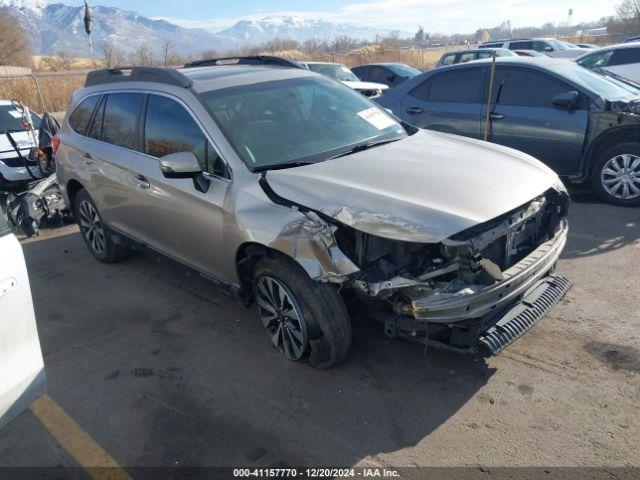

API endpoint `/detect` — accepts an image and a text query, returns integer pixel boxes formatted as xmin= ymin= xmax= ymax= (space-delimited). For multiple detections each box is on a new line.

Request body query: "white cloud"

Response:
xmin=157 ymin=0 xmax=616 ymax=35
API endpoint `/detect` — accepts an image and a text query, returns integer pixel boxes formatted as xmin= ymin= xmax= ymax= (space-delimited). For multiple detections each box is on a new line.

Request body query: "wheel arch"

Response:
xmin=66 ymin=179 xmax=85 ymax=212
xmin=585 ymin=126 xmax=640 ymax=177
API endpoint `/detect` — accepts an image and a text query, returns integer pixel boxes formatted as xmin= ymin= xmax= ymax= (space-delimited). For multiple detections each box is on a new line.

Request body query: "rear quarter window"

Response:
xmin=68 ymin=95 xmax=100 ymax=135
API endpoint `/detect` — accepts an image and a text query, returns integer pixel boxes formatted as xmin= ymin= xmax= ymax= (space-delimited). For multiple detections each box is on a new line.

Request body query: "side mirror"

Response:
xmin=159 ymin=151 xmax=210 ymax=193
xmin=552 ymin=91 xmax=579 ymax=110
xmin=387 ymin=74 xmax=398 ymax=83
xmin=159 ymin=151 xmax=202 ymax=178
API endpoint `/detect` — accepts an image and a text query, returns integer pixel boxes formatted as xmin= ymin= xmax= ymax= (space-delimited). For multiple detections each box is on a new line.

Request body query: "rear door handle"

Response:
xmin=489 ymin=112 xmax=505 ymax=120
xmin=406 ymin=106 xmax=424 ymax=115
xmin=133 ymin=174 xmax=150 ymax=189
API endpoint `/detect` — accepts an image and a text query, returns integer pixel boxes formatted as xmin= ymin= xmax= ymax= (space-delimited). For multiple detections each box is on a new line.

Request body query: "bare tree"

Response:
xmin=133 ymin=44 xmax=153 ymax=67
xmin=201 ymin=49 xmax=221 ymax=60
xmin=57 ymin=50 xmax=73 ymax=70
xmin=101 ymin=40 xmax=122 ymax=68
xmin=328 ymin=35 xmax=356 ymax=56
xmin=0 ymin=10 xmax=33 ymax=67
xmin=617 ymin=0 xmax=640 ymax=31
xmin=161 ymin=41 xmax=172 ymax=67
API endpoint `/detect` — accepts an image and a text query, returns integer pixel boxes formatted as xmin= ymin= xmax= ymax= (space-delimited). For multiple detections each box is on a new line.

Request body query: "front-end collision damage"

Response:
xmin=268 ymin=210 xmax=360 ymax=283
xmin=252 ymin=172 xmax=570 ymax=353
xmin=233 ymin=181 xmax=360 ymax=285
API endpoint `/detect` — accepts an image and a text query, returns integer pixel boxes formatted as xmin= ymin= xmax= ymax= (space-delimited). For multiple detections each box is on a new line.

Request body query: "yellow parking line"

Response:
xmin=31 ymin=395 xmax=133 ymax=480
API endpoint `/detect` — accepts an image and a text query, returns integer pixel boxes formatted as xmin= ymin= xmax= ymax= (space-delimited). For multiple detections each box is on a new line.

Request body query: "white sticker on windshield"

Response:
xmin=357 ymin=107 xmax=396 ymax=130
xmin=8 ymin=110 xmax=22 ymax=119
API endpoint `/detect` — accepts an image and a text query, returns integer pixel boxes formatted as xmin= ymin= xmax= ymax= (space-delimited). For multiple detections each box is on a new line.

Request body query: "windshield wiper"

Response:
xmin=327 ymin=138 xmax=403 ymax=160
xmin=586 ymin=65 xmax=640 ymax=88
xmin=252 ymin=161 xmax=314 ymax=172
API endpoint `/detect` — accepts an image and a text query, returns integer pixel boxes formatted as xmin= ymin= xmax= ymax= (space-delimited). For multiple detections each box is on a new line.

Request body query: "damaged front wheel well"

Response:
xmin=66 ymin=179 xmax=84 ymax=213
xmin=235 ymin=242 xmax=286 ymax=304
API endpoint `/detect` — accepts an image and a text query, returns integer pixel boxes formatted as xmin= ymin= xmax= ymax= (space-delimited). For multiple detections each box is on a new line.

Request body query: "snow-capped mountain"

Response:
xmin=217 ymin=16 xmax=389 ymax=45
xmin=0 ymin=0 xmax=223 ymax=56
xmin=0 ymin=0 xmax=397 ymax=57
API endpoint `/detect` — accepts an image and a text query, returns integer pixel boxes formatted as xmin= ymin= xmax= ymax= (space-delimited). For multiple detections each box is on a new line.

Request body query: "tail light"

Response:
xmin=52 ymin=135 xmax=60 ymax=155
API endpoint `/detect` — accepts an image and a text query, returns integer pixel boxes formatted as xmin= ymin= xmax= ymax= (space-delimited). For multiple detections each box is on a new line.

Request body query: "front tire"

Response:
xmin=253 ymin=257 xmax=352 ymax=369
xmin=74 ymin=189 xmax=130 ymax=263
xmin=591 ymin=143 xmax=640 ymax=207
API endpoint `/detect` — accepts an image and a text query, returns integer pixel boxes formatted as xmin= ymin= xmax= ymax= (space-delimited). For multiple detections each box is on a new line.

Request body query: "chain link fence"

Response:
xmin=0 ymin=67 xmax=88 ymax=115
xmin=0 ymin=33 xmax=622 ymax=116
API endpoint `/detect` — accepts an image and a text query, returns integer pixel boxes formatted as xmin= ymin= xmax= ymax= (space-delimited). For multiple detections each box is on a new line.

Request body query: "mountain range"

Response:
xmin=0 ymin=0 xmax=394 ymax=57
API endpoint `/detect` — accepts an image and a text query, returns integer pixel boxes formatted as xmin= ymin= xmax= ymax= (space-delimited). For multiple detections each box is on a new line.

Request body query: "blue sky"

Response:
xmin=65 ymin=0 xmax=617 ymax=34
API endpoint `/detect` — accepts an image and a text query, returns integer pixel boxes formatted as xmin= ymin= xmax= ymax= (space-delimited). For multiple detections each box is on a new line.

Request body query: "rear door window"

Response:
xmin=428 ymin=69 xmax=484 ymax=103
xmin=369 ymin=66 xmax=391 ymax=83
xmin=68 ymin=95 xmax=100 ymax=135
xmin=509 ymin=41 xmax=533 ymax=50
xmin=440 ymin=54 xmax=455 ymax=65
xmin=100 ymin=93 xmax=143 ymax=151
xmin=494 ymin=69 xmax=573 ymax=107
xmin=144 ymin=95 xmax=228 ymax=178
xmin=609 ymin=48 xmax=640 ymax=66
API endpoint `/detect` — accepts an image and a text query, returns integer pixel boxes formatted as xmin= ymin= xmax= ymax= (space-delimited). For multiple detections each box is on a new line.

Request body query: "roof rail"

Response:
xmin=183 ymin=55 xmax=303 ymax=70
xmin=85 ymin=67 xmax=193 ymax=88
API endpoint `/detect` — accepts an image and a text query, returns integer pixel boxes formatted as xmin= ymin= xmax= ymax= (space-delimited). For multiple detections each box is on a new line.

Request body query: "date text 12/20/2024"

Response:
xmin=233 ymin=468 xmax=400 ymax=478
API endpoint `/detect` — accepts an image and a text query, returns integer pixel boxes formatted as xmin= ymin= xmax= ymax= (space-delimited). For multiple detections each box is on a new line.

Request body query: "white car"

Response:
xmin=0 ymin=212 xmax=46 ymax=428
xmin=299 ymin=61 xmax=388 ymax=97
xmin=0 ymin=100 xmax=42 ymax=187
xmin=575 ymin=43 xmax=640 ymax=84
xmin=479 ymin=38 xmax=585 ymax=59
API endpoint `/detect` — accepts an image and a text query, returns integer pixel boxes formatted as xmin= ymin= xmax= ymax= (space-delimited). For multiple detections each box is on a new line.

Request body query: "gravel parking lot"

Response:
xmin=0 ymin=191 xmax=638 ymax=471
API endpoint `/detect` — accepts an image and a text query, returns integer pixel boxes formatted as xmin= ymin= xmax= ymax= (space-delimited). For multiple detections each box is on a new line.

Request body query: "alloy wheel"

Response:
xmin=78 ymin=200 xmax=106 ymax=255
xmin=256 ymin=276 xmax=308 ymax=360
xmin=600 ymin=154 xmax=640 ymax=200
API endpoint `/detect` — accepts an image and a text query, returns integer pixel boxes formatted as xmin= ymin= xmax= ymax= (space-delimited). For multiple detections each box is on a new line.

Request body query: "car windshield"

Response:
xmin=563 ymin=63 xmax=640 ymax=100
xmin=0 ymin=104 xmax=41 ymax=132
xmin=306 ymin=63 xmax=360 ymax=82
xmin=387 ymin=64 xmax=421 ymax=77
xmin=548 ymin=39 xmax=569 ymax=50
xmin=199 ymin=76 xmax=407 ymax=171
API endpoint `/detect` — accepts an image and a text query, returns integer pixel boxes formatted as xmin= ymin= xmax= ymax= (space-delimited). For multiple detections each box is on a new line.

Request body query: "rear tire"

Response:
xmin=591 ymin=143 xmax=640 ymax=207
xmin=253 ymin=257 xmax=352 ymax=369
xmin=74 ymin=189 xmax=130 ymax=263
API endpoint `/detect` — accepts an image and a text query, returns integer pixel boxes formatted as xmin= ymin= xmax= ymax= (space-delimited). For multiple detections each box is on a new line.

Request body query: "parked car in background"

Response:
xmin=298 ymin=61 xmax=388 ymax=97
xmin=351 ymin=63 xmax=421 ymax=87
xmin=0 ymin=101 xmax=42 ymax=187
xmin=479 ymin=38 xmax=585 ymax=59
xmin=514 ymin=50 xmax=549 ymax=57
xmin=56 ymin=62 xmax=571 ymax=366
xmin=575 ymin=43 xmax=640 ymax=84
xmin=0 ymin=211 xmax=46 ymax=429
xmin=624 ymin=35 xmax=640 ymax=43
xmin=376 ymin=57 xmax=640 ymax=206
xmin=576 ymin=44 xmax=600 ymax=49
xmin=436 ymin=48 xmax=516 ymax=67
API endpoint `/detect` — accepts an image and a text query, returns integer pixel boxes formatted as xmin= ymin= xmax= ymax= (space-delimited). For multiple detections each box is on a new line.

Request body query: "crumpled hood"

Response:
xmin=266 ymin=129 xmax=561 ymax=243
xmin=341 ymin=80 xmax=388 ymax=91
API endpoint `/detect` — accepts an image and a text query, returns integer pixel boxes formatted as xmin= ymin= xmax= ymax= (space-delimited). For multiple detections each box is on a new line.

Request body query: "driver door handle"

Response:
xmin=133 ymin=174 xmax=150 ymax=189
xmin=489 ymin=112 xmax=505 ymax=120
xmin=406 ymin=106 xmax=424 ymax=115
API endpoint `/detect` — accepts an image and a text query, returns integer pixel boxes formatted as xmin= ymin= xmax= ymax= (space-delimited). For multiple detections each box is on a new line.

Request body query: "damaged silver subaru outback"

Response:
xmin=56 ymin=58 xmax=570 ymax=368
